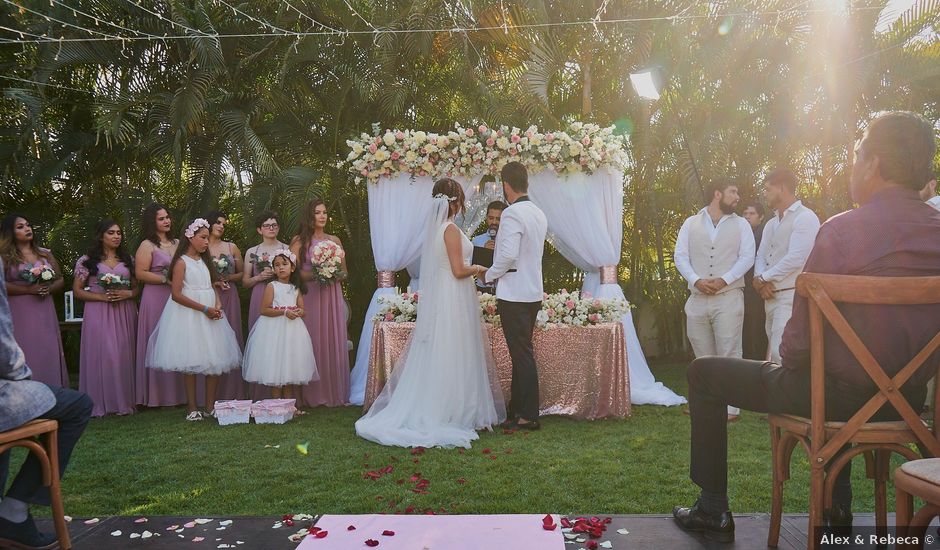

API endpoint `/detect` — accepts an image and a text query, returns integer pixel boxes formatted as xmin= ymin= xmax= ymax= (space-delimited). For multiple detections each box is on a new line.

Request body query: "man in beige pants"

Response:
xmin=674 ymin=179 xmax=755 ymax=421
xmin=754 ymin=168 xmax=820 ymax=364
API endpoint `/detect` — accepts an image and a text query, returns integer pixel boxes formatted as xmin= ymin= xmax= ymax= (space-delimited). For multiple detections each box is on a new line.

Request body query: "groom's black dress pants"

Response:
xmin=688 ymin=356 xmax=925 ymax=497
xmin=497 ymin=300 xmax=541 ymax=421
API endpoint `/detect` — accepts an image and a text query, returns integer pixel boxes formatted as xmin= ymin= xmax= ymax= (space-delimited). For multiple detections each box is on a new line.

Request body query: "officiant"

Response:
xmin=471 ymin=201 xmax=507 ymax=294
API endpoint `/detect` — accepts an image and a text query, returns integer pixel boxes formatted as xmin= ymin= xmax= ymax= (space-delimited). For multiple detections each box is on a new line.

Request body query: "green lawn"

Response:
xmin=7 ymin=361 xmax=907 ymax=517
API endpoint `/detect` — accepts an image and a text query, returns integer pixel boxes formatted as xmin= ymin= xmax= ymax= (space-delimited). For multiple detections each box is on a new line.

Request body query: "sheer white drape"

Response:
xmin=528 ymin=168 xmax=686 ymax=406
xmin=349 ymin=174 xmax=482 ymax=405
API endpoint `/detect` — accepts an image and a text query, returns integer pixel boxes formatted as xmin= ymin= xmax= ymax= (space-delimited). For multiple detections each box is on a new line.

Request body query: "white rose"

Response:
xmin=413 ymin=131 xmax=427 ymax=143
xmin=374 ymin=149 xmax=390 ymax=162
xmin=496 ymin=137 xmax=510 ymax=150
xmin=41 ymin=270 xmax=53 ymax=281
xmin=383 ymin=132 xmax=396 ymax=146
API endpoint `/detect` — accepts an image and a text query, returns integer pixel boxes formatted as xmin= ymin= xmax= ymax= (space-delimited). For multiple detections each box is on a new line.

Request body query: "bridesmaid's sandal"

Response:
xmin=186 ymin=411 xmax=203 ymax=422
xmin=293 ymin=408 xmax=307 ymax=416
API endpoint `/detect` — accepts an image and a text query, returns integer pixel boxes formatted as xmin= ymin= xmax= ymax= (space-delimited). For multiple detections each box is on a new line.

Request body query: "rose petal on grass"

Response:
xmin=185 ymin=522 xmax=198 ymax=528
xmin=166 ymin=525 xmax=179 ymax=531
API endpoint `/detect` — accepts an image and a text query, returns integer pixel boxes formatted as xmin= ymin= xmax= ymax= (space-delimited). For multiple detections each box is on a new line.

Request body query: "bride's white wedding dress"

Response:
xmin=355 ymin=198 xmax=506 ymax=448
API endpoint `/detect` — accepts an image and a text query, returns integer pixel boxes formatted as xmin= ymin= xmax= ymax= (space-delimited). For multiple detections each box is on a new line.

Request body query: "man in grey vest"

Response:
xmin=753 ymin=168 xmax=820 ymax=363
xmin=674 ymin=179 xmax=755 ymax=421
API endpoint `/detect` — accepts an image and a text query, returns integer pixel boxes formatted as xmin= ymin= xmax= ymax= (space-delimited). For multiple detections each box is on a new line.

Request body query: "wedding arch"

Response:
xmin=341 ymin=122 xmax=685 ymax=407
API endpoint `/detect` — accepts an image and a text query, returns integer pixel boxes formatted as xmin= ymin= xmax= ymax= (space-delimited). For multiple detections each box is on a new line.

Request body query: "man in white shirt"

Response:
xmin=753 ymin=168 xmax=821 ymax=364
xmin=674 ymin=179 xmax=755 ymax=421
xmin=471 ymin=201 xmax=507 ymax=293
xmin=484 ymin=162 xmax=548 ymax=430
xmin=920 ymin=178 xmax=940 ymax=211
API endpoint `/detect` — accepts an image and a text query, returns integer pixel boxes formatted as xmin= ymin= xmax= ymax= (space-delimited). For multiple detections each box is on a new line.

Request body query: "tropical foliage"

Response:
xmin=1 ymin=0 xmax=938 ymax=352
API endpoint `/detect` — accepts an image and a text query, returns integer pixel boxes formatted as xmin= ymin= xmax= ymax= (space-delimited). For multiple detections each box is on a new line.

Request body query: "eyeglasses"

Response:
xmin=261 ymin=223 xmax=279 ymax=229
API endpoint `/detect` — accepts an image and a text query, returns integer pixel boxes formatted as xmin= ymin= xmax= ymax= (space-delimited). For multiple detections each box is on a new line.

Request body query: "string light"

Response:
xmin=120 ymin=0 xmax=210 ymax=37
xmin=1 ymin=0 xmax=120 ymax=40
xmin=216 ymin=0 xmax=297 ymax=35
xmin=48 ymin=0 xmax=161 ymax=38
xmin=0 ymin=74 xmax=94 ymax=94
xmin=283 ymin=0 xmax=344 ymax=34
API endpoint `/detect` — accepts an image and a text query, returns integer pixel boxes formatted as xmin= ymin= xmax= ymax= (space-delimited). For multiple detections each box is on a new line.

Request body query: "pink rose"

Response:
xmin=413 ymin=293 xmax=419 ymax=302
xmin=546 ymin=133 xmax=555 ymax=142
xmin=593 ymin=299 xmax=602 ymax=308
xmin=496 ymin=130 xmax=504 ymax=137
xmin=486 ymin=137 xmax=495 ymax=147
xmin=509 ymin=148 xmax=518 ymax=155
xmin=466 ymin=129 xmax=474 ymax=137
xmin=368 ymin=143 xmax=377 ymax=154
xmin=395 ymin=131 xmax=405 ymax=140
xmin=525 ymin=131 xmax=534 ymax=139
xmin=543 ymin=292 xmax=548 ymax=300
xmin=485 ymin=305 xmax=496 ymax=314
xmin=581 ymin=136 xmax=591 ymax=146
xmin=547 ymin=309 xmax=556 ymax=318
xmin=565 ymin=300 xmax=575 ymax=309
xmin=402 ymin=291 xmax=409 ymax=298
xmin=589 ymin=313 xmax=600 ymax=323
xmin=511 ymin=134 xmax=521 ymax=144
xmin=418 ymin=170 xmax=427 ymax=177
xmin=374 ymin=137 xmax=382 ymax=145
xmin=478 ymin=125 xmax=487 ymax=134
xmin=385 ymin=312 xmax=394 ymax=321
xmin=391 ymin=151 xmax=401 ymax=160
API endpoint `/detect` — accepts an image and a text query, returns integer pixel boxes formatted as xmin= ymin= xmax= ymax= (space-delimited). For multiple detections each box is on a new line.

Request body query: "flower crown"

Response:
xmin=432 ymin=193 xmax=458 ymax=202
xmin=272 ymin=249 xmax=297 ymax=265
xmin=184 ymin=218 xmax=210 ymax=238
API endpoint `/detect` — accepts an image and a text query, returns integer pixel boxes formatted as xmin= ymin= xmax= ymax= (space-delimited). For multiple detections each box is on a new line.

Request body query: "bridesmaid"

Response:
xmin=291 ymin=199 xmax=350 ymax=407
xmin=242 ymin=211 xmax=288 ymax=331
xmin=74 ymin=219 xmax=138 ymax=416
xmin=134 ymin=203 xmax=185 ymax=407
xmin=206 ymin=209 xmax=246 ymax=400
xmin=0 ymin=214 xmax=68 ymax=387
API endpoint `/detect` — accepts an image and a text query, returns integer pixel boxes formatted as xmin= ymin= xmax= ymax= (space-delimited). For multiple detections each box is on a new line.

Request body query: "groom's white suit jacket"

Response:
xmin=485 ymin=198 xmax=548 ymax=303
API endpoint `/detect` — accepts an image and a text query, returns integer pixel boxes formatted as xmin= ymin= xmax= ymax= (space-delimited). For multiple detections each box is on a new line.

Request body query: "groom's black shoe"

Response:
xmin=515 ymin=419 xmax=540 ymax=431
xmin=672 ymin=501 xmax=735 ymax=543
xmin=499 ymin=418 xmax=518 ymax=430
xmin=0 ymin=513 xmax=58 ymax=549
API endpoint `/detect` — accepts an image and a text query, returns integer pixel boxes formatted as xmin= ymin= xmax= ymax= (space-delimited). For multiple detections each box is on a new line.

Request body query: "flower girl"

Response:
xmin=145 ymin=218 xmax=242 ymax=421
xmin=242 ymin=249 xmax=318 ymax=400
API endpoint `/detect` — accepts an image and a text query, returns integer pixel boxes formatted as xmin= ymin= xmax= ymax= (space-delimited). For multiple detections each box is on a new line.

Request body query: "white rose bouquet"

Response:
xmin=310 ymin=241 xmax=346 ymax=285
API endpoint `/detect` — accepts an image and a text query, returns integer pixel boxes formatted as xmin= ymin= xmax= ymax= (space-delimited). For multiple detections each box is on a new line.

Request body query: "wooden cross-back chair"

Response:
xmin=766 ymin=273 xmax=940 ymax=549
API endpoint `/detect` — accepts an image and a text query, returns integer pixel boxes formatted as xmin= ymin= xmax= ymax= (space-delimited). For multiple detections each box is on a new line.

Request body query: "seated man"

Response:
xmin=0 ymin=258 xmax=93 ymax=549
xmin=471 ymin=200 xmax=507 ymax=294
xmin=673 ymin=111 xmax=940 ymax=542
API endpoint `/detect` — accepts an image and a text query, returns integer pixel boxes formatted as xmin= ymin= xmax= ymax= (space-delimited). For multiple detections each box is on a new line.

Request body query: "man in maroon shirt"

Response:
xmin=672 ymin=111 xmax=940 ymax=543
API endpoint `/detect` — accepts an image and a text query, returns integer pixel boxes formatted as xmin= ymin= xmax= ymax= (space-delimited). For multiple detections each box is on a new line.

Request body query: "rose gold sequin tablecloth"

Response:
xmin=364 ymin=322 xmax=630 ymax=419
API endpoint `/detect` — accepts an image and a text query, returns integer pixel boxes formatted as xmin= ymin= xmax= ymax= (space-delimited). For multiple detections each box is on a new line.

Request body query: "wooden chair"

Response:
xmin=766 ymin=273 xmax=940 ymax=549
xmin=895 ymin=458 xmax=940 ymax=550
xmin=0 ymin=419 xmax=71 ymax=550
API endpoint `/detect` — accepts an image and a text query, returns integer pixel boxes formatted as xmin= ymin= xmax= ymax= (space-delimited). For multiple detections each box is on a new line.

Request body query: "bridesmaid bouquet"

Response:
xmin=20 ymin=263 xmax=55 ymax=285
xmin=310 ymin=241 xmax=346 ymax=285
xmin=98 ymin=273 xmax=130 ymax=291
xmin=249 ymin=251 xmax=272 ymax=271
xmin=213 ymin=255 xmax=233 ymax=275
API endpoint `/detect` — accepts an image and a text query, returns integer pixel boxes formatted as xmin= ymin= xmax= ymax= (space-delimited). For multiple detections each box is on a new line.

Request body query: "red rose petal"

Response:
xmin=603 ymin=517 xmax=612 ymax=524
xmin=410 ymin=473 xmax=421 ymax=482
xmin=346 ymin=525 xmax=356 ymax=531
xmin=482 ymin=448 xmax=491 ymax=454
xmin=314 ymin=530 xmax=328 ymax=538
xmin=542 ymin=522 xmax=557 ymax=531
xmin=308 ymin=527 xmax=321 ymax=535
xmin=585 ymin=541 xmax=598 ymax=550
xmin=542 ymin=514 xmax=554 ymax=525
xmin=365 ymin=539 xmax=379 ymax=547
xmin=404 ymin=506 xmax=415 ymax=514
xmin=382 ymin=530 xmax=395 ymax=536
xmin=456 ymin=478 xmax=466 ymax=484
xmin=560 ymin=518 xmax=572 ymax=528
xmin=285 ymin=519 xmax=294 ymax=527
xmin=282 ymin=514 xmax=293 ymax=521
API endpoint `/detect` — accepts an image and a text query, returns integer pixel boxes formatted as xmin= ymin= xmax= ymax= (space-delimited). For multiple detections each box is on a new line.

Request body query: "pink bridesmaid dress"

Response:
xmin=5 ymin=257 xmax=68 ymax=387
xmin=135 ymin=248 xmax=186 ymax=406
xmin=299 ymin=239 xmax=350 ymax=407
xmin=213 ymin=247 xmax=246 ymax=400
xmin=76 ymin=257 xmax=137 ymax=416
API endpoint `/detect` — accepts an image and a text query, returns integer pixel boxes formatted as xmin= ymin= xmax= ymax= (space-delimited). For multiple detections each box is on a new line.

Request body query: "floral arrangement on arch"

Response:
xmin=341 ymin=122 xmax=628 ymax=184
xmin=373 ymin=289 xmax=629 ymax=329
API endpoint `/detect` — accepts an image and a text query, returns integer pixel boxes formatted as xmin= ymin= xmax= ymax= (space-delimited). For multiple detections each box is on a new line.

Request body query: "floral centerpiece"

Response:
xmin=310 ymin=241 xmax=346 ymax=285
xmin=340 ymin=122 xmax=628 ymax=184
xmin=98 ymin=273 xmax=130 ymax=291
xmin=373 ymin=289 xmax=629 ymax=329
xmin=373 ymin=292 xmax=419 ymax=322
xmin=20 ymin=263 xmax=55 ymax=285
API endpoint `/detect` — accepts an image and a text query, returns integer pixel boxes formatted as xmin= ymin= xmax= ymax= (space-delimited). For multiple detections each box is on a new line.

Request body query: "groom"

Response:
xmin=484 ymin=161 xmax=548 ymax=430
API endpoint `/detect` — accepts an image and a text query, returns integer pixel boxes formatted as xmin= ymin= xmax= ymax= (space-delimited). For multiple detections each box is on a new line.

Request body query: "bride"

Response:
xmin=355 ymin=178 xmax=506 ymax=448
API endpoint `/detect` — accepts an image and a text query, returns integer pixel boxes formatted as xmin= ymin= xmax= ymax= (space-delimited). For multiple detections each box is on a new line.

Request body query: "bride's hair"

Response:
xmin=431 ymin=178 xmax=465 ymax=217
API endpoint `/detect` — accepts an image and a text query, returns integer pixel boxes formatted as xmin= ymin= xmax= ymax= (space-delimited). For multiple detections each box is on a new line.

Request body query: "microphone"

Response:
xmin=487 ymin=226 xmax=497 ymax=239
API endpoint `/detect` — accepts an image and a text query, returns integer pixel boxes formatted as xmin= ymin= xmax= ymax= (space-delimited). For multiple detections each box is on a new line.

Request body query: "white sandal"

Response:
xmin=186 ymin=411 xmax=204 ymax=422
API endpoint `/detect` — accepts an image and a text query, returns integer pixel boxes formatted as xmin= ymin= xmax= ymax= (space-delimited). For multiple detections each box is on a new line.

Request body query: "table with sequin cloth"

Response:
xmin=364 ymin=322 xmax=630 ymax=419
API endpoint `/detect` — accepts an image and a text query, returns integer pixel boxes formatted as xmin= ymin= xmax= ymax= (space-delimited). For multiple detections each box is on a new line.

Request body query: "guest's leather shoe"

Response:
xmin=823 ymin=504 xmax=853 ymax=536
xmin=0 ymin=513 xmax=58 ymax=549
xmin=672 ymin=501 xmax=735 ymax=543
xmin=498 ymin=418 xmax=518 ymax=430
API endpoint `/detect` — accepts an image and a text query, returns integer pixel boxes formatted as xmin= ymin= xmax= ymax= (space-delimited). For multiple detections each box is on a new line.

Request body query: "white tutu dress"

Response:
xmin=242 ymin=281 xmax=318 ymax=387
xmin=145 ymin=255 xmax=242 ymax=375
